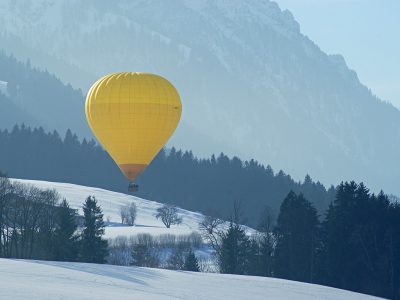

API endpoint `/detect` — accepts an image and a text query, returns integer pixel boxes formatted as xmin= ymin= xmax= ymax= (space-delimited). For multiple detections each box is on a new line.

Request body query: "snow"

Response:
xmin=0 ymin=80 xmax=8 ymax=96
xmin=178 ymin=44 xmax=191 ymax=66
xmin=11 ymin=178 xmax=256 ymax=240
xmin=151 ymin=30 xmax=171 ymax=45
xmin=11 ymin=179 xmax=205 ymax=238
xmin=0 ymin=259 xmax=382 ymax=300
xmin=1 ymin=180 xmax=384 ymax=299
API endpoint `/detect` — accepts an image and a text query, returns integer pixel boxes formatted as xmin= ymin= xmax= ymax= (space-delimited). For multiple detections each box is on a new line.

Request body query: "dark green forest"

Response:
xmin=198 ymin=183 xmax=400 ymax=299
xmin=0 ymin=124 xmax=335 ymax=226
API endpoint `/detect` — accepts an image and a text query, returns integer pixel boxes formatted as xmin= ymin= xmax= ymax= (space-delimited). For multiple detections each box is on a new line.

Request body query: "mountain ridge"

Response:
xmin=0 ymin=0 xmax=398 ymax=194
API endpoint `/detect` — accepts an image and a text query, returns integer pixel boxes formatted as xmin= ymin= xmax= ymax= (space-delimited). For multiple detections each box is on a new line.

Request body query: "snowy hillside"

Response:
xmin=11 ymin=178 xmax=255 ymax=239
xmin=11 ymin=178 xmax=208 ymax=238
xmin=0 ymin=0 xmax=399 ymax=195
xmin=0 ymin=259 xmax=382 ymax=300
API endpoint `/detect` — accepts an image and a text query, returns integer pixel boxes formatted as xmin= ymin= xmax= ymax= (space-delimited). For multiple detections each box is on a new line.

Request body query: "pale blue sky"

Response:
xmin=275 ymin=0 xmax=400 ymax=108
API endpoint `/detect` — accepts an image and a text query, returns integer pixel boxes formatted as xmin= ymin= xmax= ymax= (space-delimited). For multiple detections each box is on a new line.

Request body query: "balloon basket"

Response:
xmin=128 ymin=182 xmax=139 ymax=193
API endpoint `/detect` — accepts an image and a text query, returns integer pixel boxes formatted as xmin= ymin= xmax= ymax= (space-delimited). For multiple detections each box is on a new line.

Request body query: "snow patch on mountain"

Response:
xmin=0 ymin=80 xmax=8 ymax=97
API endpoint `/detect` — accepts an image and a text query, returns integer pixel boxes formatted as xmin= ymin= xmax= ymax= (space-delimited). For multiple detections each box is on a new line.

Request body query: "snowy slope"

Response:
xmin=11 ymin=178 xmax=255 ymax=239
xmin=11 ymin=178 xmax=205 ymax=238
xmin=0 ymin=259 xmax=382 ymax=300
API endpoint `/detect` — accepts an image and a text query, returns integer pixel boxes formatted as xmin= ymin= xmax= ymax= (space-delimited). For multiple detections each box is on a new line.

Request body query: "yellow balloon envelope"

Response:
xmin=85 ymin=72 xmax=182 ymax=181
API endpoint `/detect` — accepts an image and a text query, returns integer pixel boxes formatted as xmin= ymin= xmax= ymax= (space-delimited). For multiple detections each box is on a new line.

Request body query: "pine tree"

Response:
xmin=219 ymin=222 xmax=251 ymax=275
xmin=246 ymin=238 xmax=263 ymax=276
xmin=319 ymin=182 xmax=400 ymax=299
xmin=320 ymin=181 xmax=363 ymax=289
xmin=53 ymin=199 xmax=78 ymax=261
xmin=274 ymin=191 xmax=319 ymax=283
xmin=80 ymin=196 xmax=108 ymax=263
xmin=184 ymin=249 xmax=200 ymax=272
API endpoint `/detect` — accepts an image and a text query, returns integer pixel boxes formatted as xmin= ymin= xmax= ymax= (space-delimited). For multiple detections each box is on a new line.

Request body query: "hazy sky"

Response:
xmin=275 ymin=0 xmax=400 ymax=108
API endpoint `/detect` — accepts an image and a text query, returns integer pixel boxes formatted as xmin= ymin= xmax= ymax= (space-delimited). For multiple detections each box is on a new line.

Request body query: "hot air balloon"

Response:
xmin=85 ymin=72 xmax=182 ymax=192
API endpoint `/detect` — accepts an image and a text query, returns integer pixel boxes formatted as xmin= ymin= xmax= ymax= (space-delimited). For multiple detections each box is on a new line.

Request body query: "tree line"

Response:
xmin=0 ymin=175 xmax=108 ymax=263
xmin=202 ymin=182 xmax=400 ymax=300
xmin=108 ymin=232 xmax=203 ymax=272
xmin=0 ymin=124 xmax=335 ymax=227
xmin=1 ymin=167 xmax=399 ymax=298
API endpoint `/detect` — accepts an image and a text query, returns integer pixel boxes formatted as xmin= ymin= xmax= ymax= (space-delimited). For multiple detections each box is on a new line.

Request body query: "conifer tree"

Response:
xmin=184 ymin=249 xmax=200 ymax=272
xmin=274 ymin=191 xmax=319 ymax=283
xmin=53 ymin=199 xmax=78 ymax=261
xmin=80 ymin=196 xmax=108 ymax=263
xmin=219 ymin=222 xmax=251 ymax=275
xmin=319 ymin=182 xmax=400 ymax=299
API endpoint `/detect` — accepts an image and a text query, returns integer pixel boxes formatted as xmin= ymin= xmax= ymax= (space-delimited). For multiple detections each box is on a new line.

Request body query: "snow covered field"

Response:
xmin=10 ymin=179 xmax=250 ymax=268
xmin=3 ymin=179 xmax=384 ymax=299
xmin=0 ymin=259 xmax=382 ymax=300
xmin=12 ymin=179 xmax=256 ymax=239
xmin=11 ymin=179 xmax=215 ymax=238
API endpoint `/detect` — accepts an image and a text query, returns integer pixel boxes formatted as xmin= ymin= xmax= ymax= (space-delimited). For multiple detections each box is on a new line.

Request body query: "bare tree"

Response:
xmin=120 ymin=202 xmax=137 ymax=226
xmin=155 ymin=204 xmax=182 ymax=228
xmin=108 ymin=236 xmax=131 ymax=266
xmin=166 ymin=247 xmax=186 ymax=270
xmin=256 ymin=205 xmax=275 ymax=277
xmin=231 ymin=199 xmax=245 ymax=225
xmin=130 ymin=233 xmax=160 ymax=267
xmin=0 ymin=174 xmax=12 ymax=257
xmin=0 ymin=178 xmax=69 ymax=260
xmin=198 ymin=214 xmax=224 ymax=255
xmin=258 ymin=205 xmax=275 ymax=233
xmin=9 ymin=183 xmax=60 ymax=259
xmin=120 ymin=206 xmax=127 ymax=224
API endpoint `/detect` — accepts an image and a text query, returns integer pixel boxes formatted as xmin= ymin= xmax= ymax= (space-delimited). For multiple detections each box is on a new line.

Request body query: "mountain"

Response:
xmin=0 ymin=89 xmax=40 ymax=129
xmin=0 ymin=52 xmax=91 ymax=136
xmin=0 ymin=0 xmax=399 ymax=194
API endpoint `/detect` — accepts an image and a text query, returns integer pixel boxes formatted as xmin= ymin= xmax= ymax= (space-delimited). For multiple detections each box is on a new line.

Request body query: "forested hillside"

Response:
xmin=1 ymin=0 xmax=399 ymax=196
xmin=0 ymin=125 xmax=335 ymax=225
xmin=0 ymin=51 xmax=90 ymax=136
xmin=0 ymin=91 xmax=39 ymax=128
